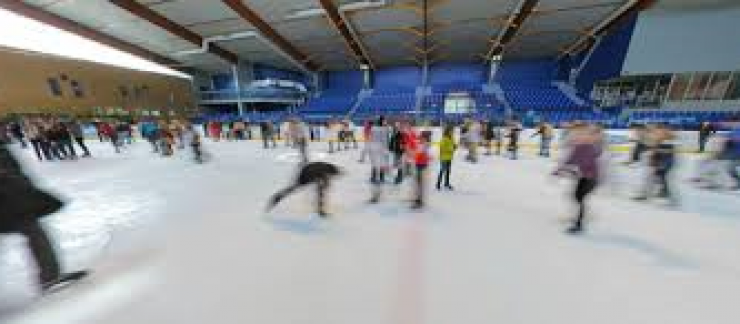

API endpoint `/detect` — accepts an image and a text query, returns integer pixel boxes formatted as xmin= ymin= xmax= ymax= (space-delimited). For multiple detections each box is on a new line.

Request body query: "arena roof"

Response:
xmin=11 ymin=0 xmax=652 ymax=73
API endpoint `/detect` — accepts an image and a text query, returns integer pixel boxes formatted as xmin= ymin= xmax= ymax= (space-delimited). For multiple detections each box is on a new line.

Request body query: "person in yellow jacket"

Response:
xmin=436 ymin=125 xmax=457 ymax=190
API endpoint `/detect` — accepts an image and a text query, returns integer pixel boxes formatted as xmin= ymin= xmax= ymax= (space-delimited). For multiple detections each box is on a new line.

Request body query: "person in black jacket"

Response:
xmin=698 ymin=122 xmax=716 ymax=153
xmin=266 ymin=161 xmax=342 ymax=217
xmin=0 ymin=142 xmax=88 ymax=291
xmin=388 ymin=122 xmax=405 ymax=184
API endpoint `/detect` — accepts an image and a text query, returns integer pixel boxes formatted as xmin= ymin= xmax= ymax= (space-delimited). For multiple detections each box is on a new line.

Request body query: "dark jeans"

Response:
xmin=631 ymin=143 xmax=646 ymax=163
xmin=15 ymin=221 xmax=62 ymax=284
xmin=31 ymin=139 xmax=44 ymax=161
xmin=50 ymin=141 xmax=67 ymax=160
xmin=540 ymin=138 xmax=552 ymax=157
xmin=75 ymin=137 xmax=90 ymax=156
xmin=272 ymin=179 xmax=329 ymax=214
xmin=699 ymin=136 xmax=708 ymax=153
xmin=296 ymin=138 xmax=308 ymax=163
xmin=729 ymin=159 xmax=740 ymax=187
xmin=262 ymin=134 xmax=276 ymax=148
xmin=40 ymin=140 xmax=53 ymax=160
xmin=573 ymin=178 xmax=598 ymax=229
xmin=414 ymin=165 xmax=427 ymax=206
xmin=63 ymin=138 xmax=77 ymax=158
xmin=437 ymin=161 xmax=452 ymax=188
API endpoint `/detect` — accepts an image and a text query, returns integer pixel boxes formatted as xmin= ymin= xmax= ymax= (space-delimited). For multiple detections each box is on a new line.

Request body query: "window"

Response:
xmin=705 ymin=72 xmax=732 ymax=100
xmin=685 ymin=72 xmax=711 ymax=100
xmin=47 ymin=77 xmax=62 ymax=96
xmin=667 ymin=74 xmax=690 ymax=101
xmin=70 ymin=80 xmax=84 ymax=98
xmin=119 ymin=86 xmax=129 ymax=98
xmin=725 ymin=73 xmax=740 ymax=100
xmin=444 ymin=93 xmax=475 ymax=114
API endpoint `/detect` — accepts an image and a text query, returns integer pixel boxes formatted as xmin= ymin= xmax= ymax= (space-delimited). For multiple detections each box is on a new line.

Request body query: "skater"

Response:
xmin=266 ymin=161 xmax=342 ymax=217
xmin=26 ymin=121 xmax=45 ymax=161
xmin=389 ymin=121 xmax=405 ymax=184
xmin=186 ymin=123 xmax=205 ymax=163
xmin=634 ymin=124 xmax=679 ymax=205
xmin=0 ymin=142 xmax=88 ymax=291
xmin=626 ymin=124 xmax=648 ymax=165
xmin=698 ymin=122 xmax=716 ymax=153
xmin=531 ymin=122 xmax=554 ymax=157
xmin=724 ymin=122 xmax=740 ymax=190
xmin=553 ymin=124 xmax=602 ymax=234
xmin=483 ymin=121 xmax=495 ymax=156
xmin=359 ymin=119 xmax=372 ymax=163
xmin=260 ymin=121 xmax=277 ymax=149
xmin=68 ymin=119 xmax=91 ymax=157
xmin=289 ymin=118 xmax=309 ymax=163
xmin=411 ymin=134 xmax=432 ymax=209
xmin=100 ymin=121 xmax=120 ymax=153
xmin=368 ymin=117 xmax=391 ymax=203
xmin=436 ymin=126 xmax=456 ymax=190
xmin=9 ymin=121 xmax=27 ymax=148
xmin=507 ymin=120 xmax=522 ymax=160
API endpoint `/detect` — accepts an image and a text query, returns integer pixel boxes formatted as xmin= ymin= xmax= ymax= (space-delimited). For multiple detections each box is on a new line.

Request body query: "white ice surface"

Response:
xmin=1 ymin=140 xmax=740 ymax=324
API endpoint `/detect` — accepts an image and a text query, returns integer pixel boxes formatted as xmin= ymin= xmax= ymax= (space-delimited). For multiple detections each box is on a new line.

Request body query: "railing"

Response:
xmin=199 ymin=89 xmax=306 ymax=102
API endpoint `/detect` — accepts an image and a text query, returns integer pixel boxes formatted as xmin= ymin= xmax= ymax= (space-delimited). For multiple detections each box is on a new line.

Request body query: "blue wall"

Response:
xmin=576 ymin=11 xmax=638 ymax=93
xmin=429 ymin=63 xmax=485 ymax=90
xmin=496 ymin=60 xmax=557 ymax=84
xmin=374 ymin=66 xmax=421 ymax=93
xmin=324 ymin=70 xmax=363 ymax=95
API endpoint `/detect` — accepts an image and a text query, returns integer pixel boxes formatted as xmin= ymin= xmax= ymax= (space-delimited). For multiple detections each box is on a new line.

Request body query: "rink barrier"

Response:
xmin=191 ymin=125 xmax=709 ymax=154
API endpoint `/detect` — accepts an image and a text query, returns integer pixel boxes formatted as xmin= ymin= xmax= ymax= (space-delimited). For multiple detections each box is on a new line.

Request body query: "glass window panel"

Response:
xmin=686 ymin=72 xmax=711 ymax=100
xmin=726 ymin=73 xmax=740 ymax=100
xmin=667 ymin=74 xmax=690 ymax=101
xmin=705 ymin=72 xmax=732 ymax=100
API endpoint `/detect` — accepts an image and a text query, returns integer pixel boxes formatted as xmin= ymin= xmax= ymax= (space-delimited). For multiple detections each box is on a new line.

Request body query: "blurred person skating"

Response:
xmin=267 ymin=161 xmax=342 ymax=218
xmin=507 ymin=121 xmax=522 ymax=160
xmin=437 ymin=126 xmax=457 ymax=190
xmin=0 ymin=141 xmax=89 ymax=291
xmin=411 ymin=135 xmax=432 ymax=209
xmin=10 ymin=121 xmax=27 ymax=148
xmin=141 ymin=119 xmax=160 ymax=153
xmin=68 ymin=119 xmax=91 ymax=157
xmin=634 ymin=125 xmax=679 ymax=205
xmin=725 ymin=122 xmax=740 ymax=190
xmin=389 ymin=121 xmax=405 ymax=184
xmin=368 ymin=117 xmax=391 ymax=203
xmin=47 ymin=122 xmax=69 ymax=160
xmin=359 ymin=119 xmax=373 ymax=163
xmin=260 ymin=121 xmax=276 ymax=149
xmin=531 ymin=122 xmax=554 ymax=157
xmin=289 ymin=118 xmax=309 ymax=163
xmin=465 ymin=120 xmax=481 ymax=163
xmin=26 ymin=121 xmax=45 ymax=161
xmin=483 ymin=121 xmax=495 ymax=156
xmin=625 ymin=124 xmax=648 ymax=165
xmin=185 ymin=123 xmax=206 ymax=163
xmin=553 ymin=124 xmax=602 ymax=234
xmin=698 ymin=122 xmax=716 ymax=153
xmin=100 ymin=121 xmax=120 ymax=153
xmin=58 ymin=122 xmax=77 ymax=160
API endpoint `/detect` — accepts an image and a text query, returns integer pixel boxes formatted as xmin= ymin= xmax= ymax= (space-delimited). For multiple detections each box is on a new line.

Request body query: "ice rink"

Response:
xmin=1 ymin=139 xmax=740 ymax=324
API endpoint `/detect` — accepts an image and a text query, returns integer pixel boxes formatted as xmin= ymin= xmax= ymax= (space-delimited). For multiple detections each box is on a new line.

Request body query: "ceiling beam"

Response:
xmin=0 ymin=0 xmax=178 ymax=66
xmin=559 ymin=0 xmax=657 ymax=59
xmin=484 ymin=0 xmax=540 ymax=61
xmin=221 ymin=0 xmax=318 ymax=71
xmin=317 ymin=0 xmax=374 ymax=69
xmin=110 ymin=0 xmax=239 ymax=64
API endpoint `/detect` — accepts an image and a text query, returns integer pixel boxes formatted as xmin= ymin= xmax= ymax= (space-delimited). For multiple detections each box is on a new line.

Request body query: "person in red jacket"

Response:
xmin=411 ymin=133 xmax=431 ymax=209
xmin=100 ymin=121 xmax=120 ymax=153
